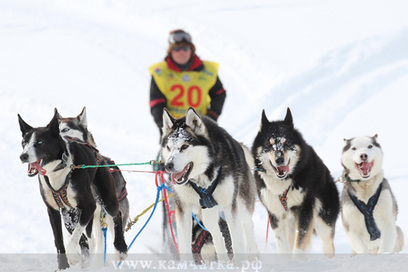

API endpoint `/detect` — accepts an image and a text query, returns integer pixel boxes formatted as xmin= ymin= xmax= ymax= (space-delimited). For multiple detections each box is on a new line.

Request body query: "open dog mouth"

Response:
xmin=27 ymin=159 xmax=46 ymax=176
xmin=171 ymin=162 xmax=193 ymax=185
xmin=271 ymin=160 xmax=290 ymax=179
xmin=355 ymin=161 xmax=374 ymax=178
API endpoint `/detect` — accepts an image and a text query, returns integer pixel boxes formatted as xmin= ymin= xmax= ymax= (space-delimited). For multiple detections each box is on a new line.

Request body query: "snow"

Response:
xmin=1 ymin=0 xmax=408 ymax=270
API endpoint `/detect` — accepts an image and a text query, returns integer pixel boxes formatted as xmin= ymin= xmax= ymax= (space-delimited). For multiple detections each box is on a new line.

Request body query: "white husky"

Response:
xmin=341 ymin=135 xmax=404 ymax=254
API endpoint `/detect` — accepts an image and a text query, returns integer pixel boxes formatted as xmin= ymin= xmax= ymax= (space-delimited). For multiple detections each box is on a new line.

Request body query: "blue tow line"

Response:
xmin=102 ymin=227 xmax=107 ymax=265
xmin=116 ymin=183 xmax=172 ymax=268
xmin=192 ymin=212 xmax=208 ymax=231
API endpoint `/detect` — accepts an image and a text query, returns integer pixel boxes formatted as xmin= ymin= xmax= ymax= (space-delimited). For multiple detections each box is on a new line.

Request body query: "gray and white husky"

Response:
xmin=56 ymin=107 xmax=130 ymax=254
xmin=341 ymin=135 xmax=404 ymax=254
xmin=160 ymin=107 xmax=258 ymax=261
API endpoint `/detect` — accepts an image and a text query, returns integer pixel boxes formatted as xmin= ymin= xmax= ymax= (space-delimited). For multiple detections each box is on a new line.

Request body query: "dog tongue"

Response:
xmin=277 ymin=164 xmax=289 ymax=173
xmin=33 ymin=161 xmax=47 ymax=175
xmin=171 ymin=171 xmax=185 ymax=184
xmin=360 ymin=162 xmax=373 ymax=175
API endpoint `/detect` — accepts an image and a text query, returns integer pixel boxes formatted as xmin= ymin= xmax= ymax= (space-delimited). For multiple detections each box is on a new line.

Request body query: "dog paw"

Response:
xmin=117 ymin=250 xmax=128 ymax=261
xmin=66 ymin=240 xmax=81 ymax=266
xmin=57 ymin=253 xmax=70 ymax=271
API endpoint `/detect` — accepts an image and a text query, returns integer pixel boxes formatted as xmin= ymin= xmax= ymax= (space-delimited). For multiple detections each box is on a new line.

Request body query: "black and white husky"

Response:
xmin=18 ymin=111 xmax=127 ymax=270
xmin=341 ymin=135 xmax=404 ymax=254
xmin=252 ymin=108 xmax=339 ymax=257
xmin=160 ymin=107 xmax=258 ymax=261
xmin=56 ymin=107 xmax=130 ymax=256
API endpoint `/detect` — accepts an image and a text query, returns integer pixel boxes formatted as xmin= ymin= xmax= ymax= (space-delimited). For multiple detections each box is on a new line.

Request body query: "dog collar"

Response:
xmin=53 ymin=153 xmax=69 ymax=172
xmin=347 ymin=182 xmax=383 ymax=241
xmin=344 ymin=174 xmax=361 ymax=183
xmin=189 ymin=167 xmax=222 ymax=209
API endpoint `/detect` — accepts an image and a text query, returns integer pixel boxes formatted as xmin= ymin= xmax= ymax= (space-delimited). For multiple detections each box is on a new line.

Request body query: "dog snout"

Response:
xmin=20 ymin=153 xmax=29 ymax=162
xmin=275 ymin=156 xmax=285 ymax=165
xmin=360 ymin=153 xmax=368 ymax=161
xmin=165 ymin=162 xmax=174 ymax=173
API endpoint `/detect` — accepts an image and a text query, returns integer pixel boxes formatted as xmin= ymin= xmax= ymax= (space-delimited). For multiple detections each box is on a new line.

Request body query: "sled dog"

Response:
xmin=56 ymin=107 xmax=130 ymax=256
xmin=341 ymin=135 xmax=404 ymax=254
xmin=18 ymin=111 xmax=127 ymax=270
xmin=252 ymin=108 xmax=339 ymax=256
xmin=160 ymin=107 xmax=258 ymax=261
xmin=56 ymin=107 xmax=130 ymax=230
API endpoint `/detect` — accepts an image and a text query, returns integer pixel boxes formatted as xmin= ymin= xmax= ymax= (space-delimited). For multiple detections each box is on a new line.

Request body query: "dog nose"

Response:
xmin=165 ymin=162 xmax=174 ymax=172
xmin=20 ymin=153 xmax=28 ymax=162
xmin=360 ymin=153 xmax=368 ymax=161
xmin=275 ymin=157 xmax=285 ymax=165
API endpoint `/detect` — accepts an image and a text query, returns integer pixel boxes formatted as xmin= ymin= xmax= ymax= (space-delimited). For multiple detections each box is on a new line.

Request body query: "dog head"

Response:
xmin=253 ymin=108 xmax=301 ymax=180
xmin=161 ymin=107 xmax=212 ymax=185
xmin=56 ymin=107 xmax=97 ymax=147
xmin=18 ymin=110 xmax=67 ymax=177
xmin=342 ymin=135 xmax=383 ymax=180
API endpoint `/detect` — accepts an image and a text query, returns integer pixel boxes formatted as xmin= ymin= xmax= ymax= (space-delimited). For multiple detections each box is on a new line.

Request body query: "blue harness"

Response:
xmin=189 ymin=167 xmax=222 ymax=209
xmin=347 ymin=182 xmax=383 ymax=241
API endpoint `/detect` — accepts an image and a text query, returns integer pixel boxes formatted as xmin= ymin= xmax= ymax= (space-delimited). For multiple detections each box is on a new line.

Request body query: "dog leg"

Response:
xmin=223 ymin=207 xmax=245 ymax=255
xmin=241 ymin=209 xmax=259 ymax=255
xmin=92 ymin=205 xmax=104 ymax=255
xmin=270 ymin=213 xmax=291 ymax=254
xmin=287 ymin=213 xmax=296 ymax=251
xmin=94 ymin=168 xmax=119 ymax=217
xmin=346 ymin=230 xmax=368 ymax=254
xmin=202 ymin=207 xmax=229 ymax=262
xmin=65 ymin=200 xmax=95 ymax=265
xmin=378 ymin=223 xmax=397 ymax=254
xmin=61 ymin=208 xmax=91 ymax=267
xmin=294 ymin=209 xmax=314 ymax=254
xmin=47 ymin=206 xmax=70 ymax=270
xmin=175 ymin=206 xmax=193 ymax=261
xmin=314 ymin=216 xmax=335 ymax=257
xmin=393 ymin=226 xmax=404 ymax=253
xmin=112 ymin=211 xmax=128 ymax=260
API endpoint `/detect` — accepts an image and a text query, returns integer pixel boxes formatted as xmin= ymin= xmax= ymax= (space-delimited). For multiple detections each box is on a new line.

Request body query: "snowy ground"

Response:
xmin=1 ymin=0 xmax=408 ymax=271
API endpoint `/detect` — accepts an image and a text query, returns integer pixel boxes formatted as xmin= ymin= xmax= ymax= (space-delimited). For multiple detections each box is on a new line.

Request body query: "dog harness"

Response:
xmin=279 ymin=186 xmax=290 ymax=211
xmin=117 ymin=181 xmax=128 ymax=202
xmin=189 ymin=167 xmax=222 ymax=209
xmin=348 ymin=182 xmax=383 ymax=241
xmin=44 ymin=171 xmax=74 ymax=209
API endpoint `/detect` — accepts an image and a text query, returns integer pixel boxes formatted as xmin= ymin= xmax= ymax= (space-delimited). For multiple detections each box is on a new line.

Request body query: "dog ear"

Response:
xmin=260 ymin=109 xmax=269 ymax=131
xmin=47 ymin=111 xmax=61 ymax=136
xmin=186 ymin=107 xmax=206 ymax=136
xmin=284 ymin=107 xmax=293 ymax=126
xmin=78 ymin=107 xmax=88 ymax=128
xmin=54 ymin=108 xmax=63 ymax=120
xmin=18 ymin=114 xmax=33 ymax=136
xmin=162 ymin=108 xmax=175 ymax=136
xmin=373 ymin=134 xmax=378 ymax=139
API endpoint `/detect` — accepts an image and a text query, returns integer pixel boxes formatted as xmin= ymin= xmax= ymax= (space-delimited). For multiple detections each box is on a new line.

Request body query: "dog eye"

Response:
xmin=352 ymin=147 xmax=356 ymax=151
xmin=35 ymin=140 xmax=43 ymax=146
xmin=368 ymin=145 xmax=373 ymax=149
xmin=61 ymin=128 xmax=70 ymax=132
xmin=21 ymin=140 xmax=27 ymax=147
xmin=166 ymin=145 xmax=170 ymax=152
xmin=180 ymin=144 xmax=189 ymax=151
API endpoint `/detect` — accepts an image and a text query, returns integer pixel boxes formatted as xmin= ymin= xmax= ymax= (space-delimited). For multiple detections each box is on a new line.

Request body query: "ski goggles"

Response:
xmin=169 ymin=31 xmax=192 ymax=44
xmin=172 ymin=45 xmax=191 ymax=52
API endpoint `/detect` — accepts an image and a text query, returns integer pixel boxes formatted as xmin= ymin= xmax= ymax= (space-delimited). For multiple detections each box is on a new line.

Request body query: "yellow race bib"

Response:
xmin=149 ymin=61 xmax=219 ymax=119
